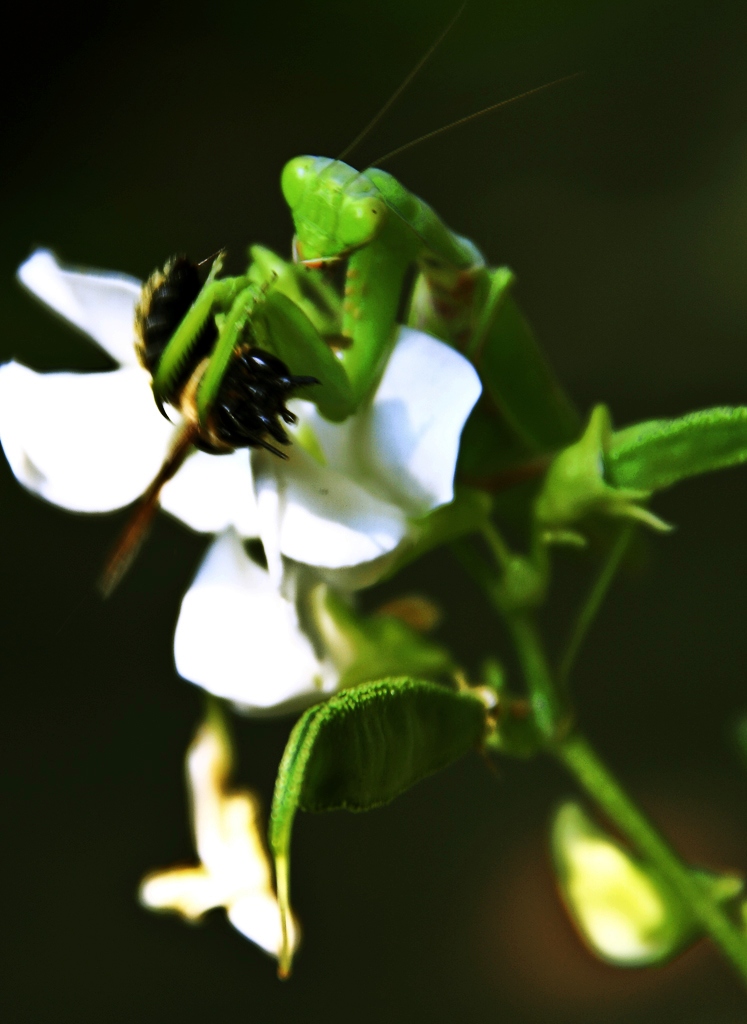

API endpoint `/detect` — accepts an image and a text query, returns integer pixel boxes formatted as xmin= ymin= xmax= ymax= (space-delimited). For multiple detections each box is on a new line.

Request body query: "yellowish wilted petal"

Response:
xmin=139 ymin=708 xmax=300 ymax=960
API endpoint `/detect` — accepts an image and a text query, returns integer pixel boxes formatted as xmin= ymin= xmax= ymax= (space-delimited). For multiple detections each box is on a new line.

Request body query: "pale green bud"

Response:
xmin=534 ymin=405 xmax=671 ymax=541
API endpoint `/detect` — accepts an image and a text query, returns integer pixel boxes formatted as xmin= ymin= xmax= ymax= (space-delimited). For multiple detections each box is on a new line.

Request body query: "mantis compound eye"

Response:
xmin=281 ymin=156 xmax=318 ymax=211
xmin=338 ymin=196 xmax=386 ymax=249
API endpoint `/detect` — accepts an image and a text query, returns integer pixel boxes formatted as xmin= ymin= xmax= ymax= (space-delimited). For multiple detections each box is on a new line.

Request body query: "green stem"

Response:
xmin=558 ymin=523 xmax=633 ymax=687
xmin=507 ymin=612 xmax=563 ymax=740
xmin=481 ymin=520 xmax=512 ymax=569
xmin=454 ymin=536 xmax=747 ymax=984
xmin=452 ymin=536 xmax=563 ymax=739
xmin=557 ymin=732 xmax=747 ymax=985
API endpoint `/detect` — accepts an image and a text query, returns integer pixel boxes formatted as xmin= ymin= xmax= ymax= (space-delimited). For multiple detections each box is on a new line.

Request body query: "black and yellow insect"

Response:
xmin=135 ymin=253 xmax=319 ymax=457
xmin=101 ymin=247 xmax=342 ymax=594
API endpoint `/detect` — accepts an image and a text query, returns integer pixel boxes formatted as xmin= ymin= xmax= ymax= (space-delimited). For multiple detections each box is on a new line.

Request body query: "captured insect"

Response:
xmin=135 ymin=253 xmax=319 ymax=456
xmin=102 ymin=8 xmax=580 ymax=594
xmin=101 ymin=245 xmax=347 ymax=594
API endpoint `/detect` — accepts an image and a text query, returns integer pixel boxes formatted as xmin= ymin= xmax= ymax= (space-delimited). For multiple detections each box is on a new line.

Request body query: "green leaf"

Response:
xmin=608 ymin=406 xmax=747 ymax=493
xmin=262 ymin=291 xmax=355 ymax=422
xmin=269 ymin=678 xmax=488 ymax=975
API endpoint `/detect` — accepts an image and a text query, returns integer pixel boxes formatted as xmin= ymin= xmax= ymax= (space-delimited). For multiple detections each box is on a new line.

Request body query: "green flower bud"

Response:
xmin=534 ymin=405 xmax=671 ymax=542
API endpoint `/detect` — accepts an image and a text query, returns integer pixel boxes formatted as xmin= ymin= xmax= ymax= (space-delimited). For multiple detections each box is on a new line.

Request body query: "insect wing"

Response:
xmin=478 ymin=291 xmax=580 ymax=456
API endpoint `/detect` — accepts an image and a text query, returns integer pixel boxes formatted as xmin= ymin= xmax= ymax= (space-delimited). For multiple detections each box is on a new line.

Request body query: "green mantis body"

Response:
xmin=149 ymin=155 xmax=579 ymax=495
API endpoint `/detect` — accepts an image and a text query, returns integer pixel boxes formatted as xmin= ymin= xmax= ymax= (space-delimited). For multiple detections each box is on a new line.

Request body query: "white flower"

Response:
xmin=139 ymin=712 xmax=300 ymax=960
xmin=253 ymin=325 xmax=483 ymax=589
xmin=174 ymin=528 xmax=339 ymax=714
xmin=0 ymin=250 xmax=258 ymax=534
xmin=174 ymin=528 xmax=455 ymax=714
xmin=1 ymin=249 xmax=481 ymax=589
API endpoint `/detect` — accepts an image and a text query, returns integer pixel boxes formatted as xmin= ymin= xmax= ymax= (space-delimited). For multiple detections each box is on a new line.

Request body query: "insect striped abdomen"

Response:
xmin=135 ymin=255 xmax=216 ymax=390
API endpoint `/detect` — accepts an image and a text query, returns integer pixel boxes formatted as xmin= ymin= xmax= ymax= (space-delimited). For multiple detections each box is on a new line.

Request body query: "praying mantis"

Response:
xmin=103 ymin=149 xmax=580 ymax=592
xmin=143 ymin=153 xmax=579 ymax=470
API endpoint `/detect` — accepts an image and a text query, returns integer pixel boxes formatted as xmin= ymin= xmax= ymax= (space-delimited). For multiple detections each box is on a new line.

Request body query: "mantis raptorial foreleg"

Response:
xmin=195 ymin=284 xmax=266 ymax=422
xmin=339 ymin=220 xmax=418 ymax=404
xmin=144 ymin=243 xmax=355 ymax=432
xmin=152 ymin=276 xmax=247 ymax=406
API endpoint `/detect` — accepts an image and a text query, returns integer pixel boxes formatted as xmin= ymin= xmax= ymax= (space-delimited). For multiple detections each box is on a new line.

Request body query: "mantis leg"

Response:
xmin=249 ymin=245 xmax=342 ymax=340
xmin=152 ymin=276 xmax=246 ymax=406
xmin=406 ymin=261 xmax=493 ymax=353
xmin=196 ymin=284 xmax=265 ymax=421
xmin=337 ymin=218 xmax=419 ymax=408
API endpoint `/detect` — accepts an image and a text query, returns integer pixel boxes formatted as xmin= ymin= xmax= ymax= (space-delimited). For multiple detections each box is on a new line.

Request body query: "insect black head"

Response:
xmin=200 ymin=345 xmax=319 ymax=456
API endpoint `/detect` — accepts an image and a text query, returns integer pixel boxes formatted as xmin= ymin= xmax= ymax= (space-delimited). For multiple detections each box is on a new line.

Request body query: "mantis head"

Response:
xmin=281 ymin=156 xmax=387 ymax=264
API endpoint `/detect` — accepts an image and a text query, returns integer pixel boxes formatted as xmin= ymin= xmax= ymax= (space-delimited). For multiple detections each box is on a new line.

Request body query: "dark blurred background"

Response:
xmin=3 ymin=1 xmax=747 ymax=1020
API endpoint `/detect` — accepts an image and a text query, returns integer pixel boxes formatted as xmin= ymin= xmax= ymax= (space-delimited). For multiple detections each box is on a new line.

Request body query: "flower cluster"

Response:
xmin=0 ymin=248 xmax=481 ymax=958
xmin=2 ymin=250 xmax=481 ymax=713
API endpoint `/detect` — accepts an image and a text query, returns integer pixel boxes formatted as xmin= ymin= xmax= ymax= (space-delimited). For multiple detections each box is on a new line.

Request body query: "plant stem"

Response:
xmin=451 ymin=536 xmax=563 ymax=738
xmin=507 ymin=611 xmax=563 ymax=739
xmin=558 ymin=523 xmax=633 ymax=687
xmin=556 ymin=731 xmax=747 ymax=985
xmin=481 ymin=520 xmax=512 ymax=569
xmin=454 ymin=535 xmax=747 ymax=984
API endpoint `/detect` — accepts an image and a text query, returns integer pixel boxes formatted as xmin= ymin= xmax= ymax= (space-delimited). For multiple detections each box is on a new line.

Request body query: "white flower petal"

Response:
xmin=313 ymin=550 xmax=404 ymax=592
xmin=141 ymin=718 xmax=297 ymax=960
xmin=139 ymin=867 xmax=223 ymax=919
xmin=174 ymin=530 xmax=333 ymax=712
xmin=287 ymin=397 xmax=357 ymax=476
xmin=357 ymin=326 xmax=482 ymax=515
xmin=253 ymin=443 xmax=409 ymax=574
xmin=187 ymin=723 xmax=234 ymax=878
xmin=0 ymin=361 xmax=176 ymax=512
xmin=228 ymin=892 xmax=299 ymax=958
xmin=161 ymin=449 xmax=259 ymax=537
xmin=18 ymin=249 xmax=142 ymax=366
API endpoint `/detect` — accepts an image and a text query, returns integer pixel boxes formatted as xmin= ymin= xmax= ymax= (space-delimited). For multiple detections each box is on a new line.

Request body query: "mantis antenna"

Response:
xmin=369 ymin=71 xmax=584 ymax=167
xmin=336 ymin=3 xmax=467 ymax=162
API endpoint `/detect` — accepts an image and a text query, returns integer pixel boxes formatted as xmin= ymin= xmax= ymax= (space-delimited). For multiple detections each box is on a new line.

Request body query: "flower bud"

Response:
xmin=535 ymin=405 xmax=671 ymax=542
xmin=550 ymin=802 xmax=741 ymax=966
